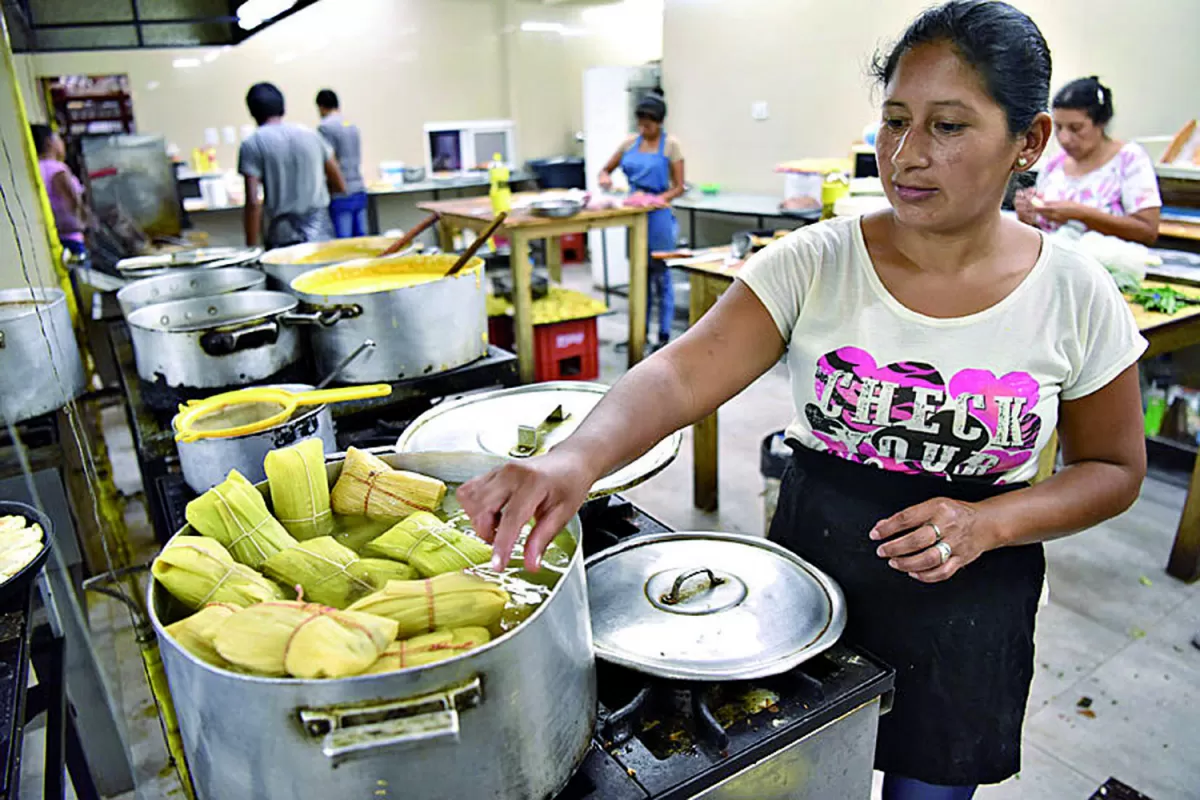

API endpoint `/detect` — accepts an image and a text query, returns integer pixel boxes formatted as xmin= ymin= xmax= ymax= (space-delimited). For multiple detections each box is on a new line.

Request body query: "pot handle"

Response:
xmin=297 ymin=676 xmax=481 ymax=765
xmin=281 ymin=306 xmax=362 ymax=328
xmin=199 ymin=320 xmax=280 ymax=356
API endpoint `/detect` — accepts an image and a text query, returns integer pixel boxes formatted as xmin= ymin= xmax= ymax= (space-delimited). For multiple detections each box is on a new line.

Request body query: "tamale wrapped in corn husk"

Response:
xmin=213 ymin=600 xmax=398 ymax=679
xmin=265 ymin=438 xmax=335 ymax=540
xmin=333 ymin=516 xmax=394 ymax=554
xmin=354 ymin=557 xmax=419 ymax=586
xmin=330 ymin=448 xmax=446 ymax=521
xmin=366 ymin=511 xmax=492 ymax=577
xmin=165 ymin=603 xmax=239 ymax=668
xmin=365 ymin=627 xmax=492 ymax=673
xmin=185 ymin=470 xmax=296 ymax=569
xmin=346 ymin=573 xmax=509 ymax=638
xmin=263 ymin=536 xmax=384 ymax=608
xmin=152 ymin=536 xmax=286 ymax=610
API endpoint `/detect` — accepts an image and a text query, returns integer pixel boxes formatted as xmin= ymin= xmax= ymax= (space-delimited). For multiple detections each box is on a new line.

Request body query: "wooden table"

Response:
xmin=419 ymin=194 xmax=651 ymax=383
xmin=666 ymin=250 xmax=1200 ymax=583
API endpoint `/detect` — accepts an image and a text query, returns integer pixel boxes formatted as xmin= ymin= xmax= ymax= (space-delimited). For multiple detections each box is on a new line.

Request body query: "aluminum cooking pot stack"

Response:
xmin=0 ymin=287 xmax=86 ymax=424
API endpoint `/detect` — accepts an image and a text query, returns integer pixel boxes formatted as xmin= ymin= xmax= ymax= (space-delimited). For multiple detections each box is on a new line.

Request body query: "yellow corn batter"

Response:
xmin=292 ymin=255 xmax=481 ymax=296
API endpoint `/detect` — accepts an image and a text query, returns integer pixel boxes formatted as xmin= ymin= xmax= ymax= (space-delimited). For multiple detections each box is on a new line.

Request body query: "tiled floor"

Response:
xmin=44 ymin=264 xmax=1200 ymax=798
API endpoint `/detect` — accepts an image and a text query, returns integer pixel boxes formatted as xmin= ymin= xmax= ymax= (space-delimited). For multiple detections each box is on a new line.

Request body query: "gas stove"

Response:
xmin=560 ymin=497 xmax=894 ymax=800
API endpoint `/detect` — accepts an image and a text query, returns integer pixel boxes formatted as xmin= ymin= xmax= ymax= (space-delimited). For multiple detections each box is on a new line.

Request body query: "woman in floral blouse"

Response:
xmin=1015 ymin=76 xmax=1161 ymax=245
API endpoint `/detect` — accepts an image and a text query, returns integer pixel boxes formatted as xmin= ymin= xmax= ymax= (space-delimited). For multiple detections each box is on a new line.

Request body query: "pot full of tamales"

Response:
xmin=288 ymin=253 xmax=489 ymax=384
xmin=146 ymin=444 xmax=593 ymax=800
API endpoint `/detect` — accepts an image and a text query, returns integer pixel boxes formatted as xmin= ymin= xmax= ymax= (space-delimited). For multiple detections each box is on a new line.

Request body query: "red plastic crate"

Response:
xmin=488 ymin=315 xmax=513 ymax=351
xmin=534 ymin=316 xmax=599 ymax=382
xmin=560 ymin=233 xmax=586 ymax=264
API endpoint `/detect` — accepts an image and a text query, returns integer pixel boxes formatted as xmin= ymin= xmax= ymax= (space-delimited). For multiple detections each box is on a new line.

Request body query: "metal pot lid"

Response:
xmin=126 ymin=290 xmax=297 ymax=333
xmin=394 ymin=382 xmax=681 ymax=496
xmin=585 ymin=532 xmax=846 ymax=681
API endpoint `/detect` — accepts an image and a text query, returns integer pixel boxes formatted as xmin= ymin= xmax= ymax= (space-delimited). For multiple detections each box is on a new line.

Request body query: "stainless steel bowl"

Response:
xmin=403 ymin=166 xmax=427 ymax=183
xmin=530 ymin=198 xmax=584 ymax=219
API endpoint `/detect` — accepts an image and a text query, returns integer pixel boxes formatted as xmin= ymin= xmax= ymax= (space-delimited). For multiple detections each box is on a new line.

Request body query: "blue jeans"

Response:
xmin=646 ymin=261 xmax=674 ymax=342
xmin=330 ymin=192 xmax=369 ymax=238
xmin=882 ymin=774 xmax=977 ymax=800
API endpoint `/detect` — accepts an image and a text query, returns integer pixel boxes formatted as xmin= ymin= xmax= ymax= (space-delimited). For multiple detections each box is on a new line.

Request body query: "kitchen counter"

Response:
xmin=183 ymin=170 xmax=536 ymax=214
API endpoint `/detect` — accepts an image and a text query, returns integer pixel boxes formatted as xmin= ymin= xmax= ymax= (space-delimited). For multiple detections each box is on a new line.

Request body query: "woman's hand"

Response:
xmin=869 ymin=498 xmax=1001 ymax=583
xmin=1013 ymin=188 xmax=1039 ymax=226
xmin=598 ymin=171 xmax=614 ymax=191
xmin=1035 ymin=200 xmax=1089 ymax=226
xmin=456 ymin=449 xmax=595 ymax=572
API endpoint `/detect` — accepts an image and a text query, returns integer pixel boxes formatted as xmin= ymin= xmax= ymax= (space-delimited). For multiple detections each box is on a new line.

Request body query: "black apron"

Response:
xmin=768 ymin=444 xmax=1045 ymax=786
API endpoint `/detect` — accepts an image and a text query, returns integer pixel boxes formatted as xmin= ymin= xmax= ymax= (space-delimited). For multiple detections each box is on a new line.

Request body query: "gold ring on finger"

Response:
xmin=927 ymin=521 xmax=943 ymax=543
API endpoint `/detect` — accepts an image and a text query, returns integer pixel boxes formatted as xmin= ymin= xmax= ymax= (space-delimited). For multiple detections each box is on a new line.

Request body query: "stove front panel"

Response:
xmin=694 ymin=696 xmax=881 ymax=800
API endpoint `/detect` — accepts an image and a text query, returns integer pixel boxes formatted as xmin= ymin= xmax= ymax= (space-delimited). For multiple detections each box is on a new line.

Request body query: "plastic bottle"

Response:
xmin=489 ymin=153 xmax=511 ymax=215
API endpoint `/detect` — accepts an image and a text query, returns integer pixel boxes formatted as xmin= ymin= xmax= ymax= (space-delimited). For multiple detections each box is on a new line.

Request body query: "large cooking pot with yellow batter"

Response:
xmin=290 ymin=253 xmax=488 ymax=384
xmin=259 ymin=236 xmax=402 ymax=290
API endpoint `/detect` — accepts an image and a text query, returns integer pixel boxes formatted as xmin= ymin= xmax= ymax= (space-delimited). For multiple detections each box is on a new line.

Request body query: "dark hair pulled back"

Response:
xmin=1052 ymin=76 xmax=1114 ymax=126
xmin=871 ymin=0 xmax=1052 ymax=136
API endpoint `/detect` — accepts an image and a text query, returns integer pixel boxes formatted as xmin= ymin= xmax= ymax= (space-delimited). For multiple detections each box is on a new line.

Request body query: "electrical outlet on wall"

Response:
xmin=751 ymin=102 xmax=769 ymax=121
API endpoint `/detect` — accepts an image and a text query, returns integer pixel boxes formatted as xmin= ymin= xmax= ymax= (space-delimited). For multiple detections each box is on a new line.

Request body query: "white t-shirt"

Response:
xmin=739 ymin=215 xmax=1147 ymax=485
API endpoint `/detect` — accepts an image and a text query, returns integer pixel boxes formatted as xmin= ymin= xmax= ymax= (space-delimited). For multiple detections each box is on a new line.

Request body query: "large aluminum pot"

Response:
xmin=148 ymin=451 xmax=595 ymax=800
xmin=125 ymin=290 xmax=333 ymax=390
xmin=291 ymin=254 xmax=488 ymax=384
xmin=260 ymin=236 xmax=400 ymax=291
xmin=117 ymin=267 xmax=266 ymax=318
xmin=0 ymin=288 xmax=86 ymax=423
xmin=173 ymin=383 xmax=337 ymax=493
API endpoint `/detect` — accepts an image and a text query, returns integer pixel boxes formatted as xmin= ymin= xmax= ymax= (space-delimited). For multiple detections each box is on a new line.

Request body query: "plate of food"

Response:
xmin=0 ymin=503 xmax=52 ymax=603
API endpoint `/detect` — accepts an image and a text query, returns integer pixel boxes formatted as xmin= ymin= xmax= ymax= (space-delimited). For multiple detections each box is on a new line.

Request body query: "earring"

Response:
xmin=1017 ymin=157 xmax=1028 ymax=168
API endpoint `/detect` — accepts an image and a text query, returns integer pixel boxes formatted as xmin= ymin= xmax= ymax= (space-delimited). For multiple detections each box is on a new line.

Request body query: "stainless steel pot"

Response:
xmin=173 ymin=383 xmax=337 ymax=493
xmin=0 ymin=288 xmax=86 ymax=423
xmin=148 ymin=451 xmax=595 ymax=800
xmin=125 ymin=291 xmax=336 ymax=390
xmin=117 ymin=267 xmax=266 ymax=318
xmin=292 ymin=254 xmax=489 ymax=384
xmin=260 ymin=237 xmax=400 ymax=291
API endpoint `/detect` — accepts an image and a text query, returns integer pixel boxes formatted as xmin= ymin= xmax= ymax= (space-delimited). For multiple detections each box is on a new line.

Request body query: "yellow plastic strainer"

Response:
xmin=174 ymin=384 xmax=392 ymax=442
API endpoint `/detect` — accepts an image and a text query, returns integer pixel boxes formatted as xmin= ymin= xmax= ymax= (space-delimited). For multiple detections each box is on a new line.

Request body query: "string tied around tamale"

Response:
xmin=404 ymin=520 xmax=477 ymax=568
xmin=213 ymin=483 xmax=272 ymax=561
xmin=197 ymin=564 xmax=238 ymax=607
xmin=301 ymin=546 xmax=375 ymax=594
xmin=350 ymin=467 xmax=435 ymax=515
xmin=279 ymin=602 xmax=376 ymax=667
xmin=276 ymin=448 xmax=334 ymax=527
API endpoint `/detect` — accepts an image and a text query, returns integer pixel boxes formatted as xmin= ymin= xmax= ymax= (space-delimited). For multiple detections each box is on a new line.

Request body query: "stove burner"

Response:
xmin=579 ymin=495 xmax=670 ymax=558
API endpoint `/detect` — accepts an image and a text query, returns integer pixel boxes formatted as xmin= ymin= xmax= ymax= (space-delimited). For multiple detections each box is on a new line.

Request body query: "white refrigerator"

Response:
xmin=583 ymin=64 xmax=660 ymax=292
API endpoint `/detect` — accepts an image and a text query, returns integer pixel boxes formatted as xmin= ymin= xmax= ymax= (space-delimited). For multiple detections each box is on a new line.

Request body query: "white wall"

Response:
xmin=15 ymin=0 xmax=664 ymax=181
xmin=663 ymin=0 xmax=1200 ymax=194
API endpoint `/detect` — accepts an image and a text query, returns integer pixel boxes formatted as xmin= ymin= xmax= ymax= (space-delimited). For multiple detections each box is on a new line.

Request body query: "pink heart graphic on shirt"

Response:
xmin=947 ymin=369 xmax=1040 ymax=438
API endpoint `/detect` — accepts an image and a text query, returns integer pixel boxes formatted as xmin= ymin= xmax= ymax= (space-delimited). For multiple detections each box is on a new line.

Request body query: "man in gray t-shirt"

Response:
xmin=238 ymin=82 xmax=345 ymax=248
xmin=316 ymin=88 xmax=368 ymax=238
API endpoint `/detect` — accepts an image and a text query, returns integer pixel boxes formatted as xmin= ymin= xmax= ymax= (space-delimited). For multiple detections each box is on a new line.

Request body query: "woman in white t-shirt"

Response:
xmin=1014 ymin=76 xmax=1162 ymax=245
xmin=458 ymin=3 xmax=1146 ymax=798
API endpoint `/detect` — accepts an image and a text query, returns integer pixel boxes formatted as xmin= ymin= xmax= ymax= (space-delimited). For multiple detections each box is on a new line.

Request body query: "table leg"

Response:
xmin=366 ymin=194 xmax=380 ymax=235
xmin=1169 ymin=447 xmax=1200 ymax=582
xmin=510 ymin=230 xmax=536 ymax=384
xmin=690 ymin=272 xmax=723 ymax=511
xmin=627 ymin=215 xmax=649 ymax=367
xmin=436 ymin=219 xmax=455 ymax=254
xmin=547 ymin=235 xmax=563 ymax=284
xmin=690 ymin=209 xmax=696 ymax=247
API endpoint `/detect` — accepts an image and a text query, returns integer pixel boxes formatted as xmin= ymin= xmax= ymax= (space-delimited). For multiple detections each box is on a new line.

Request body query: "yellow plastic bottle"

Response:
xmin=488 ymin=153 xmax=511 ymax=215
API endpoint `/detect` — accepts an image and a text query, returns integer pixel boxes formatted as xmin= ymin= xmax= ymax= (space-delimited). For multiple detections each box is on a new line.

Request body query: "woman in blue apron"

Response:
xmin=599 ymin=93 xmax=686 ymax=348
